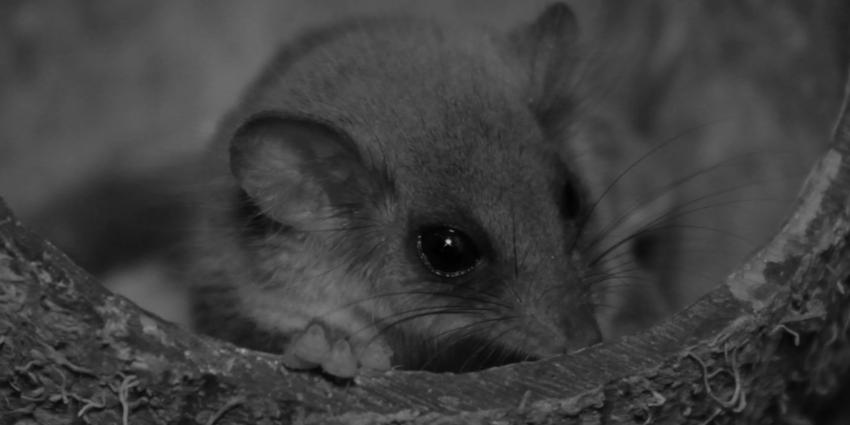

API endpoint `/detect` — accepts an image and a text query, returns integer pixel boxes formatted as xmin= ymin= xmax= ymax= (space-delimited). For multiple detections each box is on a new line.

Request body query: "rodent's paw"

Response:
xmin=355 ymin=339 xmax=393 ymax=372
xmin=280 ymin=323 xmax=331 ymax=370
xmin=281 ymin=322 xmax=393 ymax=378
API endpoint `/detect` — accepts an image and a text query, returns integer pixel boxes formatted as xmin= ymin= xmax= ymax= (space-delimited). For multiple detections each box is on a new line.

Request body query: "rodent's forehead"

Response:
xmin=239 ymin=20 xmax=571 ymax=242
xmin=245 ymin=21 xmax=534 ymax=153
xmin=245 ymin=23 xmax=563 ymax=181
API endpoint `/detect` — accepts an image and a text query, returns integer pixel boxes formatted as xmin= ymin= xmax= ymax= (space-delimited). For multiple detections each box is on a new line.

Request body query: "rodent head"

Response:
xmin=204 ymin=4 xmax=611 ymax=372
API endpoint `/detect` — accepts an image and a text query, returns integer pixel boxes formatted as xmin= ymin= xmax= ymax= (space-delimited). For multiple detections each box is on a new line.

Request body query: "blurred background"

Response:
xmin=0 ymin=0 xmax=846 ymax=328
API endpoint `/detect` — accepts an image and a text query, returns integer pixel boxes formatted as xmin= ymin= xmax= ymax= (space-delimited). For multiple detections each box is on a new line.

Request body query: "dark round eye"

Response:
xmin=416 ymin=226 xmax=481 ymax=278
xmin=561 ymin=181 xmax=582 ymax=219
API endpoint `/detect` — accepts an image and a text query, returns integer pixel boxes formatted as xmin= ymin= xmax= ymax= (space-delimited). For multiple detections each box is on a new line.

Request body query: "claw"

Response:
xmin=290 ymin=323 xmax=332 ymax=364
xmin=281 ymin=321 xmax=394 ymax=377
xmin=280 ymin=349 xmax=317 ymax=370
xmin=358 ymin=341 xmax=393 ymax=371
xmin=323 ymin=339 xmax=358 ymax=378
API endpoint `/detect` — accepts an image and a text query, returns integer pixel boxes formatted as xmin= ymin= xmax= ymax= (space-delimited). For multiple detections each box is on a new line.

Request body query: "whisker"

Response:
xmin=589 ymin=222 xmax=756 ymax=268
xmin=424 ymin=318 xmax=510 ymax=371
xmin=313 ymin=288 xmax=511 ymax=327
xmin=427 ymin=315 xmax=519 ymax=352
xmin=586 ymin=152 xmax=793 ymax=251
xmin=363 ymin=305 xmax=495 ymax=341
xmin=466 ymin=326 xmax=524 ymax=371
xmin=574 ymin=119 xmax=729 ymax=248
xmin=588 ymin=189 xmax=788 ymax=270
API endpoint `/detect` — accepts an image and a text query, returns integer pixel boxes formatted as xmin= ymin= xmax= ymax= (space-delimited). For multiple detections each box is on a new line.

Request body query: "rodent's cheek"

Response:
xmin=234 ymin=260 xmax=379 ymax=335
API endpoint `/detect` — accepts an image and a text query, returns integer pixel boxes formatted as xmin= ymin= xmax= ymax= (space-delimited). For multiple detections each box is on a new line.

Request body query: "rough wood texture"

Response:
xmin=1 ymin=81 xmax=849 ymax=424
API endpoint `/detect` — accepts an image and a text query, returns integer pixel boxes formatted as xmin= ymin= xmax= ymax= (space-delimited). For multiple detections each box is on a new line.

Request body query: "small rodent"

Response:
xmin=189 ymin=3 xmax=676 ymax=376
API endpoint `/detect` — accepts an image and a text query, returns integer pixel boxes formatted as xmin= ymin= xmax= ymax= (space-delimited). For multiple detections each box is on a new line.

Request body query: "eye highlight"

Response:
xmin=416 ymin=226 xmax=481 ymax=278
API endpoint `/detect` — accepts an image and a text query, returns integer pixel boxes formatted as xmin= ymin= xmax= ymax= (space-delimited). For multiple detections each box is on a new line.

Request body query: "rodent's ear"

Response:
xmin=229 ymin=116 xmax=378 ymax=227
xmin=507 ymin=3 xmax=580 ymax=133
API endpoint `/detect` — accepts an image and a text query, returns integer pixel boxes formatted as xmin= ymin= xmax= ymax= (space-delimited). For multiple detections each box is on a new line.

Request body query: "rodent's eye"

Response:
xmin=560 ymin=181 xmax=582 ymax=220
xmin=416 ymin=226 xmax=481 ymax=278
